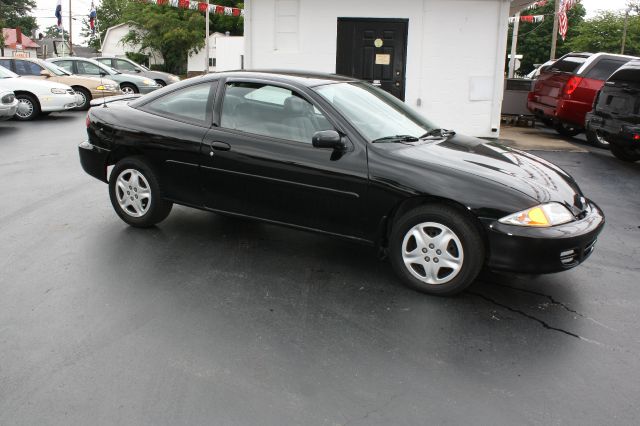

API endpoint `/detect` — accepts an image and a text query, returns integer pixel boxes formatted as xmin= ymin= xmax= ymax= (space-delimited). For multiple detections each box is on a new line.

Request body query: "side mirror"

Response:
xmin=99 ymin=71 xmax=107 ymax=77
xmin=40 ymin=69 xmax=52 ymax=78
xmin=134 ymin=68 xmax=141 ymax=73
xmin=312 ymin=130 xmax=344 ymax=149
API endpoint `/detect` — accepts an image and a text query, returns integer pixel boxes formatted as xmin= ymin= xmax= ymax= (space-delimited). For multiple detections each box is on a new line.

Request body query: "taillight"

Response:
xmin=86 ymin=113 xmax=91 ymax=129
xmin=563 ymin=76 xmax=583 ymax=96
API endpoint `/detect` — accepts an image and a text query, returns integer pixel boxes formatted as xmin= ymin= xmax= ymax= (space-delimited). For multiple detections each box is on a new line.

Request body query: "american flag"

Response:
xmin=558 ymin=0 xmax=579 ymax=41
xmin=55 ymin=0 xmax=62 ymax=29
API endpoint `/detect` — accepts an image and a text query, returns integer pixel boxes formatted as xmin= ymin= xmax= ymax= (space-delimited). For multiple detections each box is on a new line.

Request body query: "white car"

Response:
xmin=0 ymin=64 xmax=82 ymax=121
xmin=0 ymin=89 xmax=18 ymax=121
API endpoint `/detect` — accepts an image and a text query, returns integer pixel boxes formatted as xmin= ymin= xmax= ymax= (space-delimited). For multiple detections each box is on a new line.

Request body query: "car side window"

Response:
xmin=586 ymin=59 xmax=628 ymax=81
xmin=54 ymin=60 xmax=74 ymax=73
xmin=115 ymin=59 xmax=138 ymax=72
xmin=15 ymin=60 xmax=42 ymax=75
xmin=76 ymin=61 xmax=102 ymax=75
xmin=143 ymin=82 xmax=215 ymax=125
xmin=96 ymin=58 xmax=113 ymax=67
xmin=220 ymin=82 xmax=335 ymax=144
xmin=0 ymin=59 xmax=13 ymax=71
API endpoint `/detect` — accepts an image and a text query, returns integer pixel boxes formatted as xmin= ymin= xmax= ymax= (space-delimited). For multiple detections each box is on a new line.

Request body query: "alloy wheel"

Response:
xmin=115 ymin=169 xmax=152 ymax=217
xmin=401 ymin=222 xmax=464 ymax=285
xmin=595 ymin=130 xmax=610 ymax=147
xmin=121 ymin=86 xmax=135 ymax=95
xmin=75 ymin=90 xmax=87 ymax=108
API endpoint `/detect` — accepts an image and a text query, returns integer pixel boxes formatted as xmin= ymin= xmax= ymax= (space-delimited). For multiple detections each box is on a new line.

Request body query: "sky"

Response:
xmin=32 ymin=0 xmax=636 ymax=46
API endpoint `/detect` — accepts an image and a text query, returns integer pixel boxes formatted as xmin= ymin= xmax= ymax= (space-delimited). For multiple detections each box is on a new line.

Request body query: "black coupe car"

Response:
xmin=79 ymin=71 xmax=604 ymax=296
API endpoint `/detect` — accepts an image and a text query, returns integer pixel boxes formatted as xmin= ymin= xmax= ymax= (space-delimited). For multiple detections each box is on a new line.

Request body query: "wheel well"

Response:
xmin=13 ymin=91 xmax=40 ymax=108
xmin=378 ymin=196 xmax=489 ymax=256
xmin=106 ymin=148 xmax=143 ymax=180
xmin=154 ymin=79 xmax=166 ymax=85
xmin=71 ymin=85 xmax=90 ymax=96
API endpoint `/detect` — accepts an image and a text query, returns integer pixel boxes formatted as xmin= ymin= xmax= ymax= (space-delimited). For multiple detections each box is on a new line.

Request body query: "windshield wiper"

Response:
xmin=420 ymin=128 xmax=456 ymax=138
xmin=372 ymin=135 xmax=420 ymax=143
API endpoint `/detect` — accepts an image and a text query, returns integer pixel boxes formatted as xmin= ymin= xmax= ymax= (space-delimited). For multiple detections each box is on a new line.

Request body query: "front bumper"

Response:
xmin=79 ymin=140 xmax=110 ymax=183
xmin=40 ymin=93 xmax=80 ymax=112
xmin=483 ymin=201 xmax=605 ymax=274
xmin=0 ymin=99 xmax=19 ymax=120
xmin=89 ymin=89 xmax=122 ymax=99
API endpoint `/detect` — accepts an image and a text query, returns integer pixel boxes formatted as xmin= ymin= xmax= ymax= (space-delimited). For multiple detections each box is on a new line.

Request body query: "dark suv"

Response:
xmin=528 ymin=52 xmax=637 ymax=147
xmin=586 ymin=60 xmax=640 ymax=162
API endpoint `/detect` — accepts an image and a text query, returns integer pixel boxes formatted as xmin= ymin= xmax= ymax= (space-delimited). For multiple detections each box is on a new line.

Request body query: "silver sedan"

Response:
xmin=0 ymin=90 xmax=19 ymax=121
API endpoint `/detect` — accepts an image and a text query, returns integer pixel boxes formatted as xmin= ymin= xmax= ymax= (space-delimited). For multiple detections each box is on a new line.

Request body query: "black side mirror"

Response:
xmin=99 ymin=71 xmax=107 ymax=77
xmin=312 ymin=130 xmax=344 ymax=149
xmin=135 ymin=68 xmax=141 ymax=73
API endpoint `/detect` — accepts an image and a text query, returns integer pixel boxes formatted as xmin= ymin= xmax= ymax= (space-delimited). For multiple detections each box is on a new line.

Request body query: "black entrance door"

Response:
xmin=336 ymin=18 xmax=409 ymax=101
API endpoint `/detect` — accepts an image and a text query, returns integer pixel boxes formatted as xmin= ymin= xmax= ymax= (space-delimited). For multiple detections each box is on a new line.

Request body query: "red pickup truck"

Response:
xmin=528 ymin=52 xmax=637 ymax=147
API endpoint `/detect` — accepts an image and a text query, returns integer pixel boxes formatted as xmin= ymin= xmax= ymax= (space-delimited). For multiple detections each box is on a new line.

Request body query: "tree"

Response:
xmin=0 ymin=0 xmax=38 ymax=36
xmin=122 ymin=3 xmax=206 ymax=74
xmin=507 ymin=2 xmax=586 ymax=75
xmin=567 ymin=10 xmax=640 ymax=56
xmin=42 ymin=25 xmax=69 ymax=39
xmin=209 ymin=1 xmax=244 ymax=35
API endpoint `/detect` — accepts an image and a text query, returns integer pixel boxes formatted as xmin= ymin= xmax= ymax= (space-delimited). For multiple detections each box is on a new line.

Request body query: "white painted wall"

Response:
xmin=101 ymin=24 xmax=163 ymax=65
xmin=244 ymin=0 xmax=511 ymax=138
xmin=188 ymin=34 xmax=244 ymax=73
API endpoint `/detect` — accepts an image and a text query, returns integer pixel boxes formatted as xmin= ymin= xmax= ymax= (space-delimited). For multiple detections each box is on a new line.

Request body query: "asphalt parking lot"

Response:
xmin=1 ymin=112 xmax=639 ymax=425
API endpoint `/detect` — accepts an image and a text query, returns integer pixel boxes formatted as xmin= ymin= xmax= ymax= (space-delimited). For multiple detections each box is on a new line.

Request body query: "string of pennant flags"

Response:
xmin=508 ymin=14 xmax=545 ymax=24
xmin=140 ymin=0 xmax=245 ymax=16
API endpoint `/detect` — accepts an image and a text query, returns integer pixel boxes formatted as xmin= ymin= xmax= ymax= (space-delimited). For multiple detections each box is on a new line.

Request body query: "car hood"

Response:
xmin=384 ymin=133 xmax=586 ymax=212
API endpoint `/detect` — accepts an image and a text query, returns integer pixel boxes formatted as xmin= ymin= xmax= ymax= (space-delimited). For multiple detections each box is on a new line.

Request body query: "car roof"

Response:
xmin=201 ymin=70 xmax=358 ymax=87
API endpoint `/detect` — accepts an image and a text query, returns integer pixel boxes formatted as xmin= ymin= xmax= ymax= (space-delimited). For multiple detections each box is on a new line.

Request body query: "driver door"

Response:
xmin=200 ymin=80 xmax=371 ymax=240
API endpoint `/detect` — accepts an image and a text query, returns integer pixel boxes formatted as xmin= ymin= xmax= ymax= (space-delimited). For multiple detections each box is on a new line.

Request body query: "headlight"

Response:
xmin=51 ymin=88 xmax=67 ymax=94
xmin=142 ymin=79 xmax=155 ymax=86
xmin=499 ymin=202 xmax=574 ymax=227
xmin=96 ymin=84 xmax=116 ymax=91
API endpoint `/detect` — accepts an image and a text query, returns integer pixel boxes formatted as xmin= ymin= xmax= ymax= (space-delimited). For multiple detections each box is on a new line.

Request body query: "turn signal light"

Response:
xmin=563 ymin=76 xmax=583 ymax=96
xmin=86 ymin=113 xmax=90 ymax=129
xmin=634 ymin=134 xmax=640 ymax=140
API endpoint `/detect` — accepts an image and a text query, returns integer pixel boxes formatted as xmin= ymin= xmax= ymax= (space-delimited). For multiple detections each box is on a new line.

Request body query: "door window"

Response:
xmin=0 ymin=59 xmax=12 ymax=71
xmin=14 ymin=60 xmax=43 ymax=76
xmin=143 ymin=82 xmax=215 ymax=125
xmin=95 ymin=58 xmax=113 ymax=67
xmin=76 ymin=61 xmax=103 ymax=75
xmin=585 ymin=59 xmax=629 ymax=81
xmin=115 ymin=59 xmax=138 ymax=72
xmin=220 ymin=82 xmax=334 ymax=143
xmin=54 ymin=60 xmax=74 ymax=73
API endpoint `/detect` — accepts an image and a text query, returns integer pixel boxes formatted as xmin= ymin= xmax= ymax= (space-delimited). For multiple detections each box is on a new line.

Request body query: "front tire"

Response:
xmin=154 ymin=79 xmax=167 ymax=87
xmin=14 ymin=93 xmax=41 ymax=121
xmin=585 ymin=129 xmax=610 ymax=149
xmin=120 ymin=84 xmax=139 ymax=95
xmin=610 ymin=144 xmax=640 ymax=162
xmin=554 ymin=121 xmax=582 ymax=138
xmin=73 ymin=87 xmax=92 ymax=111
xmin=109 ymin=158 xmax=173 ymax=227
xmin=389 ymin=204 xmax=485 ymax=296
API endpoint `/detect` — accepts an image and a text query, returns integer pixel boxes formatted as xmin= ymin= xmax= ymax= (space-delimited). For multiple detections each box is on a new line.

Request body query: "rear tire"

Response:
xmin=554 ymin=121 xmax=582 ymax=138
xmin=389 ymin=204 xmax=485 ymax=296
xmin=585 ymin=129 xmax=610 ymax=149
xmin=14 ymin=93 xmax=40 ymax=121
xmin=541 ymin=117 xmax=554 ymax=127
xmin=109 ymin=157 xmax=173 ymax=227
xmin=610 ymin=144 xmax=640 ymax=162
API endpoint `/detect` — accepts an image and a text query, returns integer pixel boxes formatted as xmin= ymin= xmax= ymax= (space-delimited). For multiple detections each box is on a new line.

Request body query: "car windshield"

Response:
xmin=42 ymin=61 xmax=71 ymax=76
xmin=548 ymin=55 xmax=588 ymax=73
xmin=0 ymin=65 xmax=18 ymax=78
xmin=314 ymin=82 xmax=437 ymax=142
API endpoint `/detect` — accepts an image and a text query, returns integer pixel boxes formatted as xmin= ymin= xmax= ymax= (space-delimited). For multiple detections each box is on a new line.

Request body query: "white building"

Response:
xmin=188 ymin=32 xmax=245 ymax=75
xmin=100 ymin=23 xmax=163 ymax=65
xmin=243 ymin=0 xmax=532 ymax=138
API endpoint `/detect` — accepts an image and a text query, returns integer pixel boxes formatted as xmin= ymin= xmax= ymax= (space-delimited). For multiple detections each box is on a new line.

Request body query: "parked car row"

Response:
xmin=527 ymin=52 xmax=640 ymax=162
xmin=0 ymin=56 xmax=180 ymax=121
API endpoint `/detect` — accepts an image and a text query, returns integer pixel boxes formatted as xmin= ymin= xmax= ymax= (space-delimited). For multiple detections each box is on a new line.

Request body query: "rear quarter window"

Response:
xmin=585 ymin=59 xmax=629 ymax=81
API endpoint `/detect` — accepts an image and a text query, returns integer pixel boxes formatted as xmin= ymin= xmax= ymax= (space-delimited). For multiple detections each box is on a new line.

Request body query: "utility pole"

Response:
xmin=508 ymin=12 xmax=520 ymax=78
xmin=550 ymin=0 xmax=561 ymax=60
xmin=621 ymin=6 xmax=632 ymax=54
xmin=68 ymin=0 xmax=73 ymax=56
xmin=205 ymin=0 xmax=210 ymax=74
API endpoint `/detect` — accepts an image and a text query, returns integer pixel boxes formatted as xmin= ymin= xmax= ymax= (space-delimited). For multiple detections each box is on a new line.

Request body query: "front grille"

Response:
xmin=1 ymin=93 xmax=15 ymax=104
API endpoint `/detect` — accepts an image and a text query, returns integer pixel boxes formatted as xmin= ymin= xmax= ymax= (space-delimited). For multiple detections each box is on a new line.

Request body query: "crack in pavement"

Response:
xmin=485 ymin=282 xmax=617 ymax=331
xmin=469 ymin=291 xmax=581 ymax=339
